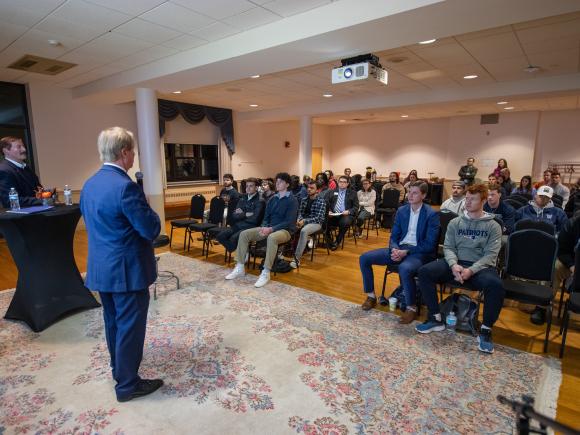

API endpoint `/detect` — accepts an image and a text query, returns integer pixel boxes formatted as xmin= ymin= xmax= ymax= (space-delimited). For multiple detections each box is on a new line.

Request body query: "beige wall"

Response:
xmin=163 ymin=115 xmax=219 ymax=145
xmin=28 ymin=82 xmax=138 ymax=191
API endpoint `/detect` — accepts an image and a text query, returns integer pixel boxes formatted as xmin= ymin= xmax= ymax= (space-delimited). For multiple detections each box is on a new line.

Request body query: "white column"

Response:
xmin=135 ymin=88 xmax=166 ymax=232
xmin=299 ymin=115 xmax=312 ymax=177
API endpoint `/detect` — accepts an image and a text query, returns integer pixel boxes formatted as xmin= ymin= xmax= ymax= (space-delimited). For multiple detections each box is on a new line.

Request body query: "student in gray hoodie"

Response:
xmin=416 ymin=184 xmax=504 ymax=354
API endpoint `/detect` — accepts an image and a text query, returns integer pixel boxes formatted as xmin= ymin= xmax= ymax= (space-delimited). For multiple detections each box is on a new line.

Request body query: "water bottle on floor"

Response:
xmin=9 ymin=188 xmax=20 ymax=211
xmin=446 ymin=311 xmax=457 ymax=331
xmin=64 ymin=185 xmax=73 ymax=205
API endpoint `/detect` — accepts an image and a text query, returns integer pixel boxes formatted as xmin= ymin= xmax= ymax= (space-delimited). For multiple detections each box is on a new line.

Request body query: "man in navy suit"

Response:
xmin=359 ymin=181 xmax=440 ymax=324
xmin=0 ymin=136 xmax=43 ymax=208
xmin=80 ymin=127 xmax=163 ymax=402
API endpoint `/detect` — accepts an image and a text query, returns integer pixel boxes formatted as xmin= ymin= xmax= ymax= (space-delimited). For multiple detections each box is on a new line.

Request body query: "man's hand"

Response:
xmin=342 ymin=210 xmax=349 ymax=216
xmin=460 ymin=268 xmax=474 ymax=282
xmin=259 ymin=227 xmax=273 ymax=236
xmin=571 ymin=266 xmax=575 ymax=275
xmin=451 ymin=264 xmax=464 ymax=283
xmin=390 ymin=249 xmax=408 ymax=262
xmin=234 ymin=208 xmax=243 ymax=214
xmin=297 ymin=220 xmax=304 ymax=228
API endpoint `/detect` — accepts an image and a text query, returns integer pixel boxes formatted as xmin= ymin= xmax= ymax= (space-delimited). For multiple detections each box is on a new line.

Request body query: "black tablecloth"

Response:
xmin=427 ymin=183 xmax=444 ymax=205
xmin=0 ymin=205 xmax=100 ymax=332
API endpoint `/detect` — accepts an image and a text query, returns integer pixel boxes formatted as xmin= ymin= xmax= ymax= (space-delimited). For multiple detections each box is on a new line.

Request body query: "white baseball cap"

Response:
xmin=537 ymin=185 xmax=553 ymax=198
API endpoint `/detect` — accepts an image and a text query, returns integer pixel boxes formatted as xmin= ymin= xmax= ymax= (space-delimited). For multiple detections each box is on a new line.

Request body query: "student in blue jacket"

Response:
xmin=515 ymin=185 xmax=568 ymax=233
xmin=359 ymin=181 xmax=440 ymax=324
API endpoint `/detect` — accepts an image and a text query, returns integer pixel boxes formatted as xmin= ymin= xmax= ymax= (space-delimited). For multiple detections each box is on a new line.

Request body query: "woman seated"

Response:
xmin=511 ymin=175 xmax=536 ymax=198
xmin=382 ymin=171 xmax=405 ymax=203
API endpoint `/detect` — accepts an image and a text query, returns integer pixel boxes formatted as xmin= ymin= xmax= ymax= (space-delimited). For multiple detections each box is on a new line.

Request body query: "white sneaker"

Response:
xmin=225 ymin=263 xmax=245 ymax=280
xmin=254 ymin=270 xmax=270 ymax=288
xmin=307 ymin=239 xmax=314 ymax=249
xmin=290 ymin=259 xmax=300 ymax=269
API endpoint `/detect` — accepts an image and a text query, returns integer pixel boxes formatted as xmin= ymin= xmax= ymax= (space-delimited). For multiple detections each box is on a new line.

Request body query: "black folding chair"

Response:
xmin=309 ymin=203 xmax=331 ymax=262
xmin=559 ymin=245 xmax=580 ymax=358
xmin=187 ymin=196 xmax=225 ymax=254
xmin=552 ymin=194 xmax=564 ymax=209
xmin=169 ymin=194 xmax=206 ymax=249
xmin=204 ymin=196 xmax=239 ymax=259
xmin=514 ymin=218 xmax=555 ymax=236
xmin=503 ymin=198 xmax=523 ymax=210
xmin=436 ymin=210 xmax=458 ymax=257
xmin=376 ymin=189 xmax=400 ymax=229
xmin=509 ymin=193 xmax=531 ymax=204
xmin=502 ymin=229 xmax=558 ymax=352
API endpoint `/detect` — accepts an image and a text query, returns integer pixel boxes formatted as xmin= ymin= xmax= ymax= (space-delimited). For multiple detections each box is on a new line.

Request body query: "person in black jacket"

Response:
xmin=483 ymin=184 xmax=515 ymax=235
xmin=0 ymin=136 xmax=43 ymax=208
xmin=531 ymin=214 xmax=580 ymax=325
xmin=216 ymin=177 xmax=264 ymax=252
xmin=327 ymin=175 xmax=359 ymax=250
xmin=458 ymin=157 xmax=478 ymax=185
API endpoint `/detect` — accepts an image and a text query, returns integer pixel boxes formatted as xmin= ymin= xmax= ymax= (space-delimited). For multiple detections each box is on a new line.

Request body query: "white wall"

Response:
xmin=28 ymin=82 xmax=138 ymax=190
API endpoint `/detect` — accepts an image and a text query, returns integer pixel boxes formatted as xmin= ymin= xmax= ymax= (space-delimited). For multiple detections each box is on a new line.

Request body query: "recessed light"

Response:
xmin=419 ymin=39 xmax=437 ymax=45
xmin=523 ymin=65 xmax=540 ymax=73
xmin=400 ymin=115 xmax=409 ymax=118
xmin=339 ymin=119 xmax=346 ymax=123
xmin=503 ymin=106 xmax=515 ymax=110
xmin=463 ymin=75 xmax=478 ymax=80
xmin=172 ymin=90 xmax=182 ymax=94
xmin=249 ymin=104 xmax=258 ymax=107
xmin=47 ymin=39 xmax=60 ymax=46
xmin=322 ymin=93 xmax=333 ymax=98
xmin=497 ymin=101 xmax=508 ymax=105
xmin=251 ymin=74 xmax=260 ymax=79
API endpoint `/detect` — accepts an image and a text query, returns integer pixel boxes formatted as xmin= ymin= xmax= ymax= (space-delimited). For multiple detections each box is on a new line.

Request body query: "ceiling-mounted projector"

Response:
xmin=331 ymin=53 xmax=388 ymax=86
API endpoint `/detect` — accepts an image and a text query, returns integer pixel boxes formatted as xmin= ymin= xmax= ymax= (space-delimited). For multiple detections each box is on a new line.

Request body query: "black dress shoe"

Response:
xmin=329 ymin=242 xmax=338 ymax=251
xmin=117 ymin=379 xmax=164 ymax=402
xmin=530 ymin=306 xmax=546 ymax=325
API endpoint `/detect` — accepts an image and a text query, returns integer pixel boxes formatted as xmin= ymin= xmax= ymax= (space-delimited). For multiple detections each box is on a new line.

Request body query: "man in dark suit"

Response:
xmin=216 ymin=177 xmax=264 ymax=252
xmin=327 ymin=175 xmax=359 ymax=250
xmin=0 ymin=136 xmax=42 ymax=208
xmin=359 ymin=181 xmax=440 ymax=323
xmin=80 ymin=127 xmax=163 ymax=403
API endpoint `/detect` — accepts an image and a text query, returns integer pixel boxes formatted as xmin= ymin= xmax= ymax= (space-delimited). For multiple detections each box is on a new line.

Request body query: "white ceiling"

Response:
xmin=1 ymin=0 xmax=580 ymax=124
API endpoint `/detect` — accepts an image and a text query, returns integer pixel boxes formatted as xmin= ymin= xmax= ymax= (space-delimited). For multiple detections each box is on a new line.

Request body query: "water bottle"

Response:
xmin=446 ymin=311 xmax=457 ymax=331
xmin=63 ymin=185 xmax=73 ymax=205
xmin=9 ymin=188 xmax=20 ymax=211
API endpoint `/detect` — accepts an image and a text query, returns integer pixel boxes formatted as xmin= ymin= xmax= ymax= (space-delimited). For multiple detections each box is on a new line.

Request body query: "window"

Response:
xmin=164 ymin=143 xmax=218 ymax=183
xmin=0 ymin=81 xmax=35 ymax=169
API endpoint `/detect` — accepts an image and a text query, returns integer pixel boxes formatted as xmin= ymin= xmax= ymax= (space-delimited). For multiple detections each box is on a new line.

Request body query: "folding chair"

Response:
xmin=169 ymin=194 xmax=205 ymax=249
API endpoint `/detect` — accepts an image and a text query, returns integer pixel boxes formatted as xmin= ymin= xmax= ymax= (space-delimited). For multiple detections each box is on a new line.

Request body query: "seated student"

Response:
xmin=359 ymin=181 xmax=439 ymax=323
xmin=487 ymin=173 xmax=498 ymax=187
xmin=534 ymin=169 xmax=552 ymax=190
xmin=328 ymin=175 xmax=359 ymax=250
xmin=495 ymin=174 xmax=508 ymax=197
xmin=350 ymin=173 xmax=363 ymax=193
xmin=219 ymin=173 xmax=240 ymax=204
xmin=382 ymin=172 xmax=405 ymax=203
xmin=512 ymin=175 xmax=536 ymax=198
xmin=315 ymin=172 xmax=333 ymax=203
xmin=291 ymin=181 xmax=326 ymax=268
xmin=225 ymin=173 xmax=298 ymax=288
xmin=216 ymin=177 xmax=264 ymax=252
xmin=403 ymin=170 xmax=418 ymax=191
xmin=356 ymin=178 xmax=376 ymax=236
xmin=343 ymin=167 xmax=352 ymax=183
xmin=325 ymin=170 xmax=337 ymax=190
xmin=260 ymin=178 xmax=276 ymax=203
xmin=458 ymin=157 xmax=478 ymax=185
xmin=290 ymin=174 xmax=307 ymax=202
xmin=440 ymin=180 xmax=466 ymax=215
xmin=484 ymin=184 xmax=515 ymax=235
xmin=551 ymin=170 xmax=570 ymax=208
xmin=500 ymin=168 xmax=516 ymax=193
xmin=530 ymin=213 xmax=580 ymax=325
xmin=515 ymin=185 xmax=568 ymax=233
xmin=416 ymin=184 xmax=503 ymax=354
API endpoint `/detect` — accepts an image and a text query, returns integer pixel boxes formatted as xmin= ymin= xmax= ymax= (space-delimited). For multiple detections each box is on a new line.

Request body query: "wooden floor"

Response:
xmin=1 ymin=221 xmax=579 ymax=430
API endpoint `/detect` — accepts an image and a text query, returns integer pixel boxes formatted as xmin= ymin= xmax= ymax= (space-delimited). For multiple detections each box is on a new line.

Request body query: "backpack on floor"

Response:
xmin=439 ymin=293 xmax=480 ymax=336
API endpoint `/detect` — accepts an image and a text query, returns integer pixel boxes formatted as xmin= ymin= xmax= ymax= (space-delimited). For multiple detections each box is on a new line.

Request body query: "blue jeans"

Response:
xmin=417 ymin=259 xmax=505 ymax=328
xmin=359 ymin=247 xmax=429 ymax=306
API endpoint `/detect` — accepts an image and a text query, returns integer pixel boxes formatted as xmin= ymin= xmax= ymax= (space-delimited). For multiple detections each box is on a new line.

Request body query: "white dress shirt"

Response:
xmin=400 ymin=204 xmax=422 ymax=246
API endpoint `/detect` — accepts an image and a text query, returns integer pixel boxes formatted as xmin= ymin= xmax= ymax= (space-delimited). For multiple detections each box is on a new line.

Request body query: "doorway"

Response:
xmin=312 ymin=147 xmax=322 ymax=176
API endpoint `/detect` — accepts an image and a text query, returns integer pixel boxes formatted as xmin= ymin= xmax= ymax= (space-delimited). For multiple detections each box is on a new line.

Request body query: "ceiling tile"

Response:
xmin=84 ymin=0 xmax=166 ymax=15
xmin=410 ymin=41 xmax=474 ymax=67
xmin=141 ymin=2 xmax=215 ymax=33
xmin=9 ymin=28 xmax=85 ymax=57
xmin=108 ymin=45 xmax=179 ymax=68
xmin=222 ymin=7 xmax=280 ymax=30
xmin=62 ymin=33 xmax=153 ymax=63
xmin=459 ymin=32 xmax=524 ymax=61
xmin=114 ymin=18 xmax=183 ymax=44
xmin=161 ymin=34 xmax=207 ymax=50
xmin=528 ymin=49 xmax=579 ymax=72
xmin=52 ymin=0 xmax=132 ymax=30
xmin=0 ymin=20 xmax=29 ymax=49
xmin=0 ymin=0 xmax=65 ymax=27
xmin=189 ymin=22 xmax=240 ymax=41
xmin=516 ymin=18 xmax=580 ymax=45
xmin=34 ymin=16 xmax=106 ymax=41
xmin=261 ymin=0 xmax=330 ymax=17
xmin=172 ymin=0 xmax=256 ymax=20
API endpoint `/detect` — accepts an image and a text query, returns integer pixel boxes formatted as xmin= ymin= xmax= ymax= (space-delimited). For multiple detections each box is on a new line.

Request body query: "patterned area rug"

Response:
xmin=0 ymin=253 xmax=561 ymax=434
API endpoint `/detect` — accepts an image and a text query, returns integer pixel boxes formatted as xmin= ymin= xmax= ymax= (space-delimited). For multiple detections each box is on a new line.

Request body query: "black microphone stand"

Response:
xmin=497 ymin=395 xmax=580 ymax=435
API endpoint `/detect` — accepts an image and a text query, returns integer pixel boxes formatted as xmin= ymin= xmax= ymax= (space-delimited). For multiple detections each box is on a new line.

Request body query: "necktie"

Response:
xmin=335 ymin=191 xmax=345 ymax=213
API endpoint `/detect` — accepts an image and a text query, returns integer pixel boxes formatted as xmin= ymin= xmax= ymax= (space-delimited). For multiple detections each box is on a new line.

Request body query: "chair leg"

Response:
xmin=543 ymin=304 xmax=553 ymax=353
xmin=557 ymin=282 xmax=566 ymax=319
xmin=559 ymin=307 xmax=570 ymax=358
xmin=169 ymin=226 xmax=174 ymax=247
xmin=380 ymin=268 xmax=390 ymax=299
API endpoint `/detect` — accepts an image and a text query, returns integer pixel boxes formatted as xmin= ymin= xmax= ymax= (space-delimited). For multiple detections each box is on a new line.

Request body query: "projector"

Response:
xmin=332 ymin=62 xmax=388 ymax=85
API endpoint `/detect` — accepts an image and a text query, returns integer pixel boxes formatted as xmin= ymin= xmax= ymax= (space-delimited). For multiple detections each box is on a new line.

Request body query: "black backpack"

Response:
xmin=439 ymin=293 xmax=480 ymax=336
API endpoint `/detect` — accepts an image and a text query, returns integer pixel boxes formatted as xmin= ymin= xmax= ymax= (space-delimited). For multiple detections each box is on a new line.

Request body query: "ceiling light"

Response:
xmin=523 ymin=65 xmax=540 ymax=73
xmin=419 ymin=39 xmax=437 ymax=45
xmin=322 ymin=93 xmax=333 ymax=98
xmin=497 ymin=101 xmax=508 ymax=105
xmin=503 ymin=106 xmax=515 ymax=110
xmin=463 ymin=74 xmax=478 ymax=80
xmin=249 ymin=104 xmax=258 ymax=107
xmin=172 ymin=90 xmax=182 ymax=94
xmin=47 ymin=39 xmax=60 ymax=46
xmin=400 ymin=115 xmax=409 ymax=118
xmin=339 ymin=119 xmax=346 ymax=123
xmin=251 ymin=74 xmax=260 ymax=78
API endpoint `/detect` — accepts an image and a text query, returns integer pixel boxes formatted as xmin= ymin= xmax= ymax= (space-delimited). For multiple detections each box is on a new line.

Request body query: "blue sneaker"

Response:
xmin=477 ymin=329 xmax=494 ymax=354
xmin=415 ymin=316 xmax=445 ymax=334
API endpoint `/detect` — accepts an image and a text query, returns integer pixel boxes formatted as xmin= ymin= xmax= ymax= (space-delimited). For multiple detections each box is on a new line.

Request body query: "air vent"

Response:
xmin=8 ymin=55 xmax=77 ymax=76
xmin=480 ymin=113 xmax=499 ymax=124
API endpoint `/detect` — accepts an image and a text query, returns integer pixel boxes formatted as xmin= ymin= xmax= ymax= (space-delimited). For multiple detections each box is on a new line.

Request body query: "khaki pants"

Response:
xmin=235 ymin=227 xmax=291 ymax=271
